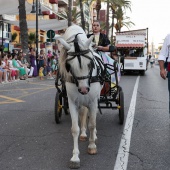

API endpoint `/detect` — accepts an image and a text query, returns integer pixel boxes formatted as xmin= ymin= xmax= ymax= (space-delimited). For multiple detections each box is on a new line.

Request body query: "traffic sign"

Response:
xmin=47 ymin=29 xmax=55 ymax=39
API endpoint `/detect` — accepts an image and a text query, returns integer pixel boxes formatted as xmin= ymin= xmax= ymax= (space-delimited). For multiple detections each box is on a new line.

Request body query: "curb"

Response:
xmin=0 ymin=78 xmax=38 ymax=87
xmin=0 ymin=76 xmax=55 ymax=87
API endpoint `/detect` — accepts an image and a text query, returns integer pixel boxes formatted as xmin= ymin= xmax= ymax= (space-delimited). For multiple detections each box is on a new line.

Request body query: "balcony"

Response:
xmin=0 ymin=31 xmax=11 ymax=39
xmin=14 ymin=26 xmax=20 ymax=31
xmin=49 ymin=13 xmax=57 ymax=19
xmin=42 ymin=11 xmax=50 ymax=15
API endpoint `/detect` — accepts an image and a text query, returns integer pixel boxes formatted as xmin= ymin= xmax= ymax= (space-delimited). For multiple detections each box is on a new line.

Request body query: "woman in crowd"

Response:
xmin=37 ymin=49 xmax=46 ymax=75
xmin=1 ymin=54 xmax=12 ymax=82
xmin=0 ymin=57 xmax=7 ymax=83
xmin=8 ymin=54 xmax=19 ymax=81
xmin=12 ymin=53 xmax=26 ymax=80
xmin=29 ymin=49 xmax=38 ymax=77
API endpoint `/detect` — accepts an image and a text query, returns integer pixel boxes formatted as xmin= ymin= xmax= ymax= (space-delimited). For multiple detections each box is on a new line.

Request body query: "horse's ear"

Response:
xmin=55 ymin=35 xmax=71 ymax=50
xmin=85 ymin=35 xmax=94 ymax=48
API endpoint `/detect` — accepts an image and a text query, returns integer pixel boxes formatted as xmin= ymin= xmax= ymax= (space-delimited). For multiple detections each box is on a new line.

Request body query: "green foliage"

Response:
xmin=12 ymin=32 xmax=17 ymax=42
xmin=28 ymin=32 xmax=36 ymax=47
xmin=58 ymin=7 xmax=81 ymax=24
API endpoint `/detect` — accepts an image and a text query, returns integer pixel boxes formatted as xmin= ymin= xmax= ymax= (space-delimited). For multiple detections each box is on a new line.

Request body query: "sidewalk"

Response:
xmin=0 ymin=76 xmax=55 ymax=87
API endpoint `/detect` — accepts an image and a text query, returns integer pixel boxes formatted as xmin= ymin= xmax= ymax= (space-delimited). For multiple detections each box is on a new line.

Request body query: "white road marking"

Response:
xmin=114 ymin=76 xmax=140 ymax=170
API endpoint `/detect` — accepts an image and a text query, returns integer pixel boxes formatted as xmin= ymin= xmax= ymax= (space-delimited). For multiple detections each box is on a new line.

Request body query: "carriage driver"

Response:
xmin=87 ymin=20 xmax=116 ymax=54
xmin=87 ymin=20 xmax=120 ymax=83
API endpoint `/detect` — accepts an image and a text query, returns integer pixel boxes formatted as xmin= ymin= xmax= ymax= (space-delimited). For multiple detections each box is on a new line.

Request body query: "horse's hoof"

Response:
xmin=88 ymin=148 xmax=97 ymax=155
xmin=69 ymin=161 xmax=80 ymax=169
xmin=79 ymin=136 xmax=87 ymax=141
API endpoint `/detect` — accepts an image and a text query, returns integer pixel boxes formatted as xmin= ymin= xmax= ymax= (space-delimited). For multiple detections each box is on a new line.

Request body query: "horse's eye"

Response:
xmin=88 ymin=63 xmax=91 ymax=69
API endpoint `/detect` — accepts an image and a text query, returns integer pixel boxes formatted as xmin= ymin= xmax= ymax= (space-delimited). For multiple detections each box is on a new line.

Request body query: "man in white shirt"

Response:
xmin=158 ymin=33 xmax=170 ymax=114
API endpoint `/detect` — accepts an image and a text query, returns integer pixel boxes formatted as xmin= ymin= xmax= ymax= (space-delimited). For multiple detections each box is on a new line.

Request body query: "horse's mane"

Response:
xmin=58 ymin=46 xmax=72 ymax=81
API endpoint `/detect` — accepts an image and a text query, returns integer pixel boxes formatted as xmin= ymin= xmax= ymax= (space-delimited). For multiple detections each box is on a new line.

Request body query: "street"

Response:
xmin=0 ymin=64 xmax=169 ymax=170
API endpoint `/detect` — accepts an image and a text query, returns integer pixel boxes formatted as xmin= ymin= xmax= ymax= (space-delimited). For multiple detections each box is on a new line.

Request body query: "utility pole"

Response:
xmin=0 ymin=15 xmax=4 ymax=58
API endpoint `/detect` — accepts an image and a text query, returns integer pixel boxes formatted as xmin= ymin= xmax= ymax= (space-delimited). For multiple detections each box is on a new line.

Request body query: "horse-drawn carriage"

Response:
xmin=53 ymin=25 xmax=124 ymax=169
xmin=54 ymin=59 xmax=124 ymax=125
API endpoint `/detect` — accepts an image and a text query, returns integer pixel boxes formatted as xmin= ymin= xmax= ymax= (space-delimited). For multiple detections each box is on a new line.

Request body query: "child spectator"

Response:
xmin=51 ymin=55 xmax=58 ymax=75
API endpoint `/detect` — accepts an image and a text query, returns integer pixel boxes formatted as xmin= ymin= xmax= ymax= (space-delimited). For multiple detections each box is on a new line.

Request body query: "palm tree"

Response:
xmin=96 ymin=0 xmax=101 ymax=20
xmin=18 ymin=0 xmax=28 ymax=53
xmin=28 ymin=32 xmax=36 ymax=48
xmin=114 ymin=6 xmax=134 ymax=32
xmin=68 ymin=0 xmax=73 ymax=26
xmin=79 ymin=0 xmax=85 ymax=30
xmin=109 ymin=0 xmax=132 ymax=43
xmin=12 ymin=32 xmax=18 ymax=43
xmin=58 ymin=8 xmax=81 ymax=24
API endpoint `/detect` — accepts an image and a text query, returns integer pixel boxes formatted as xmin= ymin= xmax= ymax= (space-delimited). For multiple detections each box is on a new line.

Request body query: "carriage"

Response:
xmin=53 ymin=25 xmax=124 ymax=169
xmin=54 ymin=59 xmax=124 ymax=125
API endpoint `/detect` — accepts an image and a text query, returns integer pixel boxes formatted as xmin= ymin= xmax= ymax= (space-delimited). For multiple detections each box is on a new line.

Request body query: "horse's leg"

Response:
xmin=87 ymin=104 xmax=98 ymax=155
xmin=79 ymin=106 xmax=88 ymax=141
xmin=69 ymin=102 xmax=81 ymax=169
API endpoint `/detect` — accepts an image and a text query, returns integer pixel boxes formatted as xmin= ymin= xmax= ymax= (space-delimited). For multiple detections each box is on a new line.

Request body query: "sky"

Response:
xmin=121 ymin=0 xmax=170 ymax=48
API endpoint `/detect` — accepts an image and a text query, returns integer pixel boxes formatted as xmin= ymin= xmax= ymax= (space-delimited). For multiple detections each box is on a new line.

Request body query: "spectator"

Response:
xmin=0 ymin=57 xmax=7 ymax=83
xmin=150 ymin=55 xmax=155 ymax=68
xmin=44 ymin=50 xmax=52 ymax=79
xmin=1 ymin=54 xmax=12 ymax=82
xmin=29 ymin=49 xmax=38 ymax=77
xmin=12 ymin=53 xmax=26 ymax=80
xmin=20 ymin=52 xmax=34 ymax=78
xmin=37 ymin=49 xmax=46 ymax=74
xmin=51 ymin=55 xmax=58 ymax=76
xmin=17 ymin=54 xmax=30 ymax=78
xmin=7 ymin=54 xmax=19 ymax=81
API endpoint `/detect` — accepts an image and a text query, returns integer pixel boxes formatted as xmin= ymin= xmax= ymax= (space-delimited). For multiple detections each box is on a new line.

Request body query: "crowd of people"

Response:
xmin=0 ymin=48 xmax=58 ymax=84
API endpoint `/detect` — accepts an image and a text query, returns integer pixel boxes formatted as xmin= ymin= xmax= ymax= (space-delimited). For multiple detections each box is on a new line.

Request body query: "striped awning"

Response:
xmin=116 ymin=44 xmax=144 ymax=48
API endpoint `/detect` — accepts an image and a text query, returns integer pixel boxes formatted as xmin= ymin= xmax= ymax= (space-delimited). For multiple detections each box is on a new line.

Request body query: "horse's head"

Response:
xmin=55 ymin=29 xmax=95 ymax=95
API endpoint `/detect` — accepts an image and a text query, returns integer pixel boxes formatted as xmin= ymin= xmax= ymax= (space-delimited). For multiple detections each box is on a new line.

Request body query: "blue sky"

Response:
xmin=121 ymin=0 xmax=170 ymax=48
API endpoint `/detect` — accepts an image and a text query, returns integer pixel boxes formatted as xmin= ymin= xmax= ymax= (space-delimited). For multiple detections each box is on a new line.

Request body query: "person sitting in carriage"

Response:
xmin=87 ymin=20 xmax=120 ymax=83
xmin=87 ymin=20 xmax=116 ymax=62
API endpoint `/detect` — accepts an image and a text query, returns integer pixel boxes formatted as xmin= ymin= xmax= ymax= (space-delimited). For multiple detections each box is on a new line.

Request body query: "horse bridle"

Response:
xmin=65 ymin=33 xmax=102 ymax=87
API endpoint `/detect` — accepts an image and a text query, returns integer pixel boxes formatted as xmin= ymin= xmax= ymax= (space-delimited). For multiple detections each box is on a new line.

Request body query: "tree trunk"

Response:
xmin=111 ymin=9 xmax=115 ymax=45
xmin=68 ymin=0 xmax=72 ymax=26
xmin=96 ymin=0 xmax=101 ymax=20
xmin=106 ymin=0 xmax=109 ymax=36
xmin=79 ymin=0 xmax=85 ymax=31
xmin=18 ymin=0 xmax=28 ymax=53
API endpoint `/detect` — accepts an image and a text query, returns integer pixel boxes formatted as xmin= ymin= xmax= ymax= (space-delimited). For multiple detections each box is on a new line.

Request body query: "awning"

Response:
xmin=116 ymin=44 xmax=144 ymax=48
xmin=7 ymin=19 xmax=68 ymax=31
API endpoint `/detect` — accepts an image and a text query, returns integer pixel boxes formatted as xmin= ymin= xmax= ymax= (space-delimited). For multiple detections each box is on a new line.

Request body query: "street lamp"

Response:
xmin=31 ymin=0 xmax=43 ymax=60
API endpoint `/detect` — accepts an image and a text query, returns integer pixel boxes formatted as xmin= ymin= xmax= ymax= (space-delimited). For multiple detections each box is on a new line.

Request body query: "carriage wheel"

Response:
xmin=118 ymin=88 xmax=124 ymax=125
xmin=63 ymin=97 xmax=69 ymax=115
xmin=54 ymin=91 xmax=62 ymax=124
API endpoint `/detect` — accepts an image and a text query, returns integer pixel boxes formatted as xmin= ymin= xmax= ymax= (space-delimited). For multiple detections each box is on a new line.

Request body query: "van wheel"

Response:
xmin=139 ymin=70 xmax=145 ymax=76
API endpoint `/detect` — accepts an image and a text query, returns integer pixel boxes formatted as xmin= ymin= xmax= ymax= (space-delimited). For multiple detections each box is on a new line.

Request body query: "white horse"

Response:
xmin=55 ymin=25 xmax=104 ymax=169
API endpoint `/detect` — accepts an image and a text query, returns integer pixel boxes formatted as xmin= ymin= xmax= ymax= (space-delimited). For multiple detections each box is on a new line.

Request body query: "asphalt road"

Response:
xmin=0 ymin=65 xmax=169 ymax=170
